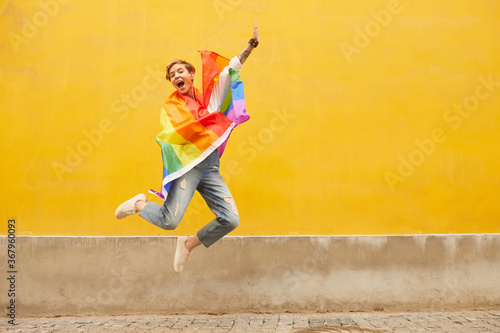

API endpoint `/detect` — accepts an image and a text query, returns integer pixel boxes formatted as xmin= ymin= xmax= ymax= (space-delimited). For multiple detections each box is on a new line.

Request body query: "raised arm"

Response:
xmin=237 ymin=21 xmax=259 ymax=65
xmin=207 ymin=21 xmax=259 ymax=112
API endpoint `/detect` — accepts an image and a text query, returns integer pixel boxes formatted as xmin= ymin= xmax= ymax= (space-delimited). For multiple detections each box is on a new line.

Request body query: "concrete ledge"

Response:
xmin=1 ymin=234 xmax=499 ymax=316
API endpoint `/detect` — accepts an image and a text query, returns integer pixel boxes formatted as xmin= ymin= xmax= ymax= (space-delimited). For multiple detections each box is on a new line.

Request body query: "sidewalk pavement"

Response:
xmin=1 ymin=310 xmax=499 ymax=332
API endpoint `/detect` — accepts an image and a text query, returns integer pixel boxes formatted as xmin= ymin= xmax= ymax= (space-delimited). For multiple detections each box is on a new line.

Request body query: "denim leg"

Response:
xmin=196 ymin=152 xmax=239 ymax=247
xmin=139 ymin=166 xmax=202 ymax=230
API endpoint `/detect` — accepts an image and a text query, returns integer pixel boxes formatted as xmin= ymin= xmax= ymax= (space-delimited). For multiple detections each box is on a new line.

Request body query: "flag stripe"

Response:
xmin=156 ymin=107 xmax=203 ymax=170
xmin=164 ymin=96 xmax=219 ymax=152
xmin=157 ymin=140 xmax=184 ymax=173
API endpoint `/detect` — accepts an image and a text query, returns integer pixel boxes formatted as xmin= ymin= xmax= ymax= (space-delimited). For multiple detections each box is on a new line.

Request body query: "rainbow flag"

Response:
xmin=149 ymin=51 xmax=249 ymax=200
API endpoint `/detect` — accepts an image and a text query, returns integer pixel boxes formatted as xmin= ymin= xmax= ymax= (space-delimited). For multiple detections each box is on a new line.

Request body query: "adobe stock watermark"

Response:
xmin=188 ymin=106 xmax=296 ymax=216
xmin=51 ymin=66 xmax=164 ymax=181
xmin=213 ymin=0 xmax=242 ymax=20
xmin=339 ymin=0 xmax=407 ymax=63
xmin=7 ymin=0 xmax=69 ymax=54
xmin=385 ymin=75 xmax=500 ymax=191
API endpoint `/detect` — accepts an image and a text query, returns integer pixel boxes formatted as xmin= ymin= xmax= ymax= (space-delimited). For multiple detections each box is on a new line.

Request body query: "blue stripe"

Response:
xmin=230 ymin=80 xmax=245 ymax=101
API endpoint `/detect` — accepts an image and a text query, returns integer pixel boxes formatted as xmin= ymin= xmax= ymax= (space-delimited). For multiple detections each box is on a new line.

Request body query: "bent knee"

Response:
xmin=159 ymin=222 xmax=179 ymax=231
xmin=227 ymin=215 xmax=239 ymax=230
xmin=223 ymin=197 xmax=239 ymax=229
xmin=159 ymin=211 xmax=182 ymax=230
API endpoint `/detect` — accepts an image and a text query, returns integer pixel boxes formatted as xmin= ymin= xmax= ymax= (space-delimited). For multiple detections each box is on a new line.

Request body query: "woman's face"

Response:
xmin=168 ymin=64 xmax=195 ymax=95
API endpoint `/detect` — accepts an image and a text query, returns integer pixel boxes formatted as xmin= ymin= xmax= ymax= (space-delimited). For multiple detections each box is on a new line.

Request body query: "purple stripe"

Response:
xmin=227 ymin=100 xmax=249 ymax=125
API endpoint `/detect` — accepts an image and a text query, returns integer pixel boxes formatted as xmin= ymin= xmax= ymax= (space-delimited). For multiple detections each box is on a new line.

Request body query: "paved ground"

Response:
xmin=1 ymin=311 xmax=499 ymax=332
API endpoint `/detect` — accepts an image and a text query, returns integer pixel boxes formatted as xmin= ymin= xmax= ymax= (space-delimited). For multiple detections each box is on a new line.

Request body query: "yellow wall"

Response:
xmin=2 ymin=0 xmax=500 ymax=236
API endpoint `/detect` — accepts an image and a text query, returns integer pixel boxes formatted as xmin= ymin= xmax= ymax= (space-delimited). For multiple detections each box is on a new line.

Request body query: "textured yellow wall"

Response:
xmin=2 ymin=0 xmax=500 ymax=236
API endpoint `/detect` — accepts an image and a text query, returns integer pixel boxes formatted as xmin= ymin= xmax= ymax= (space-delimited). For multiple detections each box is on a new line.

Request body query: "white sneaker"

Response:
xmin=115 ymin=194 xmax=146 ymax=219
xmin=174 ymin=236 xmax=191 ymax=273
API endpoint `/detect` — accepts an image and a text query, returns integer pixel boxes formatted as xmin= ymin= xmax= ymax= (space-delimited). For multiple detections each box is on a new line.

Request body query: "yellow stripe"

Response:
xmin=157 ymin=106 xmax=202 ymax=166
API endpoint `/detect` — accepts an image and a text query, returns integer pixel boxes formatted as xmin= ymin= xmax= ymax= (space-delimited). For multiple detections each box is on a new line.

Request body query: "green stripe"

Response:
xmin=229 ymin=68 xmax=242 ymax=81
xmin=220 ymin=89 xmax=232 ymax=114
xmin=221 ymin=69 xmax=242 ymax=114
xmin=157 ymin=139 xmax=184 ymax=173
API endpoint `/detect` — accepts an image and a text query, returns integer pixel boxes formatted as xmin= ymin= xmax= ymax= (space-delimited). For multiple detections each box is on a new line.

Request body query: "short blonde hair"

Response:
xmin=166 ymin=59 xmax=195 ymax=81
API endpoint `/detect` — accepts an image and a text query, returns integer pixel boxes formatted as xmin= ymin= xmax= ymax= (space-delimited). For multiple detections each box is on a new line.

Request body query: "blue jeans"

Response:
xmin=139 ymin=151 xmax=239 ymax=247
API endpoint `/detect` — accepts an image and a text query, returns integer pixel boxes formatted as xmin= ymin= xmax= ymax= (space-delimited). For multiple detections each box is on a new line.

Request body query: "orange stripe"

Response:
xmin=164 ymin=93 xmax=220 ymax=152
xmin=215 ymin=54 xmax=229 ymax=72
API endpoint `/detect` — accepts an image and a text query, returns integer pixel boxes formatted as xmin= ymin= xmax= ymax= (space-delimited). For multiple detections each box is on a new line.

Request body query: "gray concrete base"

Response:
xmin=1 ymin=235 xmax=499 ymax=316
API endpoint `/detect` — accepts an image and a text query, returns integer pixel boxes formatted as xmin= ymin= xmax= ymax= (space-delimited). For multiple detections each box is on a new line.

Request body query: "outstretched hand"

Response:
xmin=237 ymin=20 xmax=259 ymax=65
xmin=253 ymin=20 xmax=259 ymax=43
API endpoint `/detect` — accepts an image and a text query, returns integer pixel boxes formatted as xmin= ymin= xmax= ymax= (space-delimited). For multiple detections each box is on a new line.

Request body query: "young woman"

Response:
xmin=115 ymin=21 xmax=259 ymax=273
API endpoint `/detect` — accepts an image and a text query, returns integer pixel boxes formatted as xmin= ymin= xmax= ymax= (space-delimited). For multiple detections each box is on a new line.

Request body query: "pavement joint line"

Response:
xmin=1 ymin=311 xmax=499 ymax=332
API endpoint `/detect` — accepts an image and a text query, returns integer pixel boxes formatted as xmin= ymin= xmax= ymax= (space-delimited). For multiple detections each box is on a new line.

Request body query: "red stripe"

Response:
xmin=199 ymin=50 xmax=229 ymax=108
xmin=182 ymin=93 xmax=233 ymax=138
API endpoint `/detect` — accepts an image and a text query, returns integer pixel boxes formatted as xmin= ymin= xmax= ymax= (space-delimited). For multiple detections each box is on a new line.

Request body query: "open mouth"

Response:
xmin=176 ymin=81 xmax=185 ymax=88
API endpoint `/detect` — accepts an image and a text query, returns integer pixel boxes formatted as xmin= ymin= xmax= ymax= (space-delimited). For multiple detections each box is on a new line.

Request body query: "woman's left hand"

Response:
xmin=253 ymin=20 xmax=259 ymax=43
